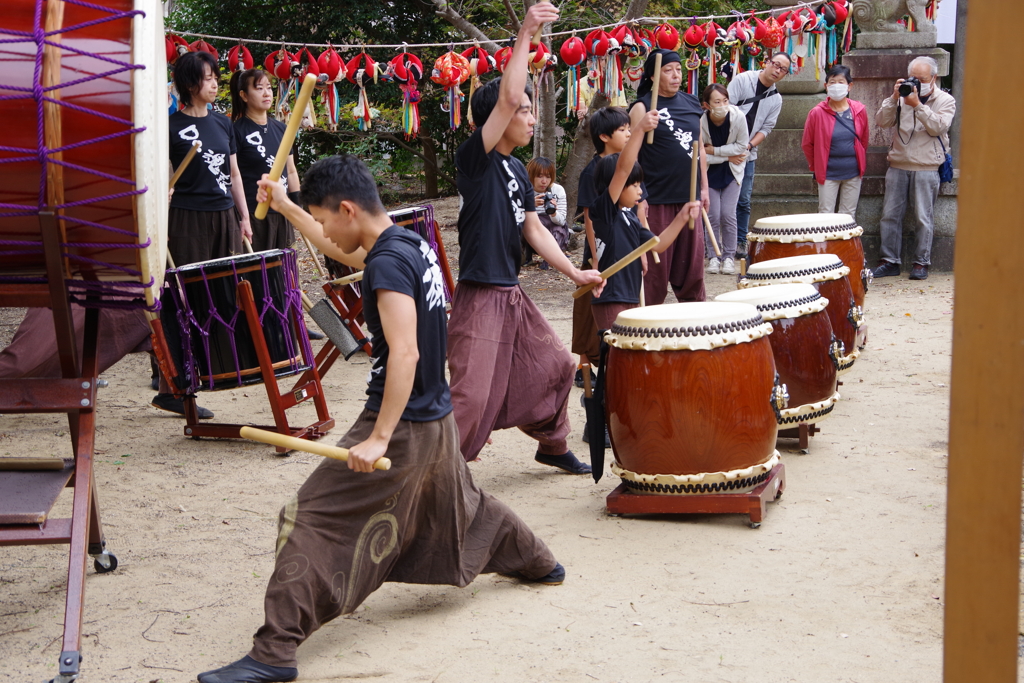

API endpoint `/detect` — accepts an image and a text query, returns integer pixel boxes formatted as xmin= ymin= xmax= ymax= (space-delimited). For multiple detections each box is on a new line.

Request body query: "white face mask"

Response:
xmin=918 ymin=81 xmax=933 ymax=96
xmin=826 ymin=83 xmax=848 ymax=101
xmin=710 ymin=105 xmax=729 ymax=119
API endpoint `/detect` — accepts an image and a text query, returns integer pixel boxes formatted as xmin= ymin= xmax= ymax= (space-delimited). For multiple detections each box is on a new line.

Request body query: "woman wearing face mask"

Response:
xmin=801 ymin=65 xmax=869 ymax=218
xmin=699 ymin=84 xmax=749 ymax=275
xmin=229 ymin=68 xmax=302 ymax=251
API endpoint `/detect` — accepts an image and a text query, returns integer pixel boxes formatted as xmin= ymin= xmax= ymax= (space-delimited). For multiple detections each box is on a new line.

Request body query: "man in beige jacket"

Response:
xmin=873 ymin=56 xmax=956 ymax=281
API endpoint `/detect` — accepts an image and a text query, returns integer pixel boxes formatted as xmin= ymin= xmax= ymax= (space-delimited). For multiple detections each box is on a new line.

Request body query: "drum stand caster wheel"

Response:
xmin=749 ymin=521 xmax=762 ymax=529
xmin=93 ymin=551 xmax=118 ymax=574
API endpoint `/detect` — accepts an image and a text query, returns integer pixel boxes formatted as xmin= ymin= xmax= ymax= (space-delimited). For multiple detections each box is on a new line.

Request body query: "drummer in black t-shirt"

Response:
xmin=166 ymin=51 xmax=250 ymax=267
xmin=229 ymin=69 xmax=302 ymax=252
xmin=449 ymin=3 xmax=603 ymax=474
xmin=629 ymin=49 xmax=710 ymax=305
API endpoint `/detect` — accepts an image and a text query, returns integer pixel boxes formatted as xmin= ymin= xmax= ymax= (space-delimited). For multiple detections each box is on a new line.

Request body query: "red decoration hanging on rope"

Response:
xmin=390 ymin=52 xmax=424 ymax=139
xmin=431 ymin=51 xmax=470 ymax=129
xmin=227 ymin=44 xmax=253 ymax=72
xmin=560 ymin=35 xmax=586 ymax=120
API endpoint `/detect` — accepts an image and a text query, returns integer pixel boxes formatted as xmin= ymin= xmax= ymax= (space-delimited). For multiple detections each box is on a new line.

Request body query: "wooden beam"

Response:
xmin=943 ymin=1 xmax=1024 ymax=680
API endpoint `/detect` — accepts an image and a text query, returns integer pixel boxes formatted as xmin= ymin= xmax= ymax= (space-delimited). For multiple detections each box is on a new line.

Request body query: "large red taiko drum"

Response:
xmin=604 ymin=302 xmax=785 ymax=495
xmin=740 ymin=254 xmax=861 ymax=375
xmin=716 ymin=283 xmax=841 ymax=426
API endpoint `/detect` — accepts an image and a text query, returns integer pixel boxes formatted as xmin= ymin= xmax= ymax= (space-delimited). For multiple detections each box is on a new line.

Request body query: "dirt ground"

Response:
xmin=1 ymin=197 xmax=961 ymax=682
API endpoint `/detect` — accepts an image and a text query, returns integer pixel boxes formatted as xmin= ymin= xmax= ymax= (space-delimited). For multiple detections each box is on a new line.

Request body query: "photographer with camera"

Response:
xmin=873 ymin=56 xmax=956 ymax=281
xmin=525 ymin=156 xmax=568 ymax=270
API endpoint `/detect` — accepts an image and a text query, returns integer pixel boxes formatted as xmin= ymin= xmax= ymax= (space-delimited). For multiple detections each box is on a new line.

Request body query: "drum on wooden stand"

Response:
xmin=739 ymin=254 xmax=861 ymax=374
xmin=747 ymin=213 xmax=870 ymax=310
xmin=716 ymin=284 xmax=841 ymax=427
xmin=166 ymin=250 xmax=312 ymax=393
xmin=604 ymin=302 xmax=785 ymax=495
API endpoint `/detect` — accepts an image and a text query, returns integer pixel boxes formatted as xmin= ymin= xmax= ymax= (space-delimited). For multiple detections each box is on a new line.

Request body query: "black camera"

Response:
xmin=898 ymin=76 xmax=921 ymax=98
xmin=542 ymin=191 xmax=557 ymax=215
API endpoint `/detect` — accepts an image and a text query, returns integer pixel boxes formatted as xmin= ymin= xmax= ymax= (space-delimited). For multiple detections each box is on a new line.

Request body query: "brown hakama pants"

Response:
xmin=642 ymin=203 xmax=706 ymax=305
xmin=571 ymin=290 xmax=602 ymax=367
xmin=447 ymin=282 xmax=575 ymax=462
xmin=250 ymin=409 xmax=558 ymax=668
xmin=167 ymin=206 xmax=242 ymax=267
xmin=0 ymin=306 xmax=151 ymax=378
xmin=591 ymin=301 xmax=634 ymax=332
xmin=248 ymin=212 xmax=295 ymax=253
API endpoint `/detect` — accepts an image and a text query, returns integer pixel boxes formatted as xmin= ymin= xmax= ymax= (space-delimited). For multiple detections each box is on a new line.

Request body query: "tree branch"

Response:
xmin=623 ymin=0 xmax=649 ymax=23
xmin=375 ymin=132 xmax=457 ymax=187
xmin=429 ymin=0 xmax=500 ymax=53
xmin=502 ymin=0 xmax=522 ymax=32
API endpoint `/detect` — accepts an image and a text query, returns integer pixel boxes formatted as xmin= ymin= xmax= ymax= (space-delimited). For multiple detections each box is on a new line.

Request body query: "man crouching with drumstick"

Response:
xmin=196 ymin=156 xmax=565 ymax=683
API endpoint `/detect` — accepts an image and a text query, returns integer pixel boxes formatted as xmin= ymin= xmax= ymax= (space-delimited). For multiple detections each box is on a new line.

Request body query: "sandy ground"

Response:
xmin=0 ymin=197 xmax=959 ymax=682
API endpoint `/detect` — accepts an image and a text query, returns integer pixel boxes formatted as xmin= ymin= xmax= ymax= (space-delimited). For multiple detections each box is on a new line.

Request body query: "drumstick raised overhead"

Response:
xmin=254 ymin=73 xmax=317 ymax=220
xmin=168 ymin=141 xmax=200 ymax=190
xmin=646 ymin=52 xmax=663 ymax=145
xmin=573 ymin=236 xmax=660 ymax=299
xmin=240 ymin=426 xmax=391 ymax=470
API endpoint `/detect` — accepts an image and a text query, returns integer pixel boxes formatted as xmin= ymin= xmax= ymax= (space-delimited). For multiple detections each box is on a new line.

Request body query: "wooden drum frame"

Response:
xmin=604 ymin=303 xmax=784 ymax=495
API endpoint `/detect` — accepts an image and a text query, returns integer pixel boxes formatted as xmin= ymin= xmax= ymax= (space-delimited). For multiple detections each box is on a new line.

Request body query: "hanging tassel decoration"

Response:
xmin=227 ymin=43 xmax=253 ymax=73
xmin=559 ymin=36 xmax=586 ymax=119
xmin=431 ymin=51 xmax=470 ymax=130
xmin=390 ymin=52 xmax=424 ymax=139
xmin=317 ymin=46 xmax=343 ymax=132
xmin=346 ymin=52 xmax=381 ymax=131
xmin=461 ymin=46 xmax=495 ymax=129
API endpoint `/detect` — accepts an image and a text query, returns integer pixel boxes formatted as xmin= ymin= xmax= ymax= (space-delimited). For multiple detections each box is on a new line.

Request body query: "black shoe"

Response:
xmin=501 ymin=562 xmax=566 ymax=586
xmin=150 ymin=355 xmax=160 ymax=391
xmin=535 ymin=450 xmax=592 ymax=475
xmin=151 ymin=377 xmax=160 ymax=391
xmin=574 ymin=367 xmax=597 ymax=388
xmin=307 ymin=326 xmax=325 ymax=340
xmin=151 ymin=393 xmax=214 ymax=420
xmin=581 ymin=423 xmax=610 ymax=448
xmin=873 ymin=260 xmax=901 ymax=278
xmin=909 ymin=263 xmax=929 ymax=280
xmin=197 ymin=655 xmax=298 ymax=683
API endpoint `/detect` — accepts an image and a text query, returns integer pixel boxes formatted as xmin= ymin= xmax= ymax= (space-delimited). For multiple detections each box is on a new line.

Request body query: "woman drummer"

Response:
xmin=167 ymin=51 xmax=251 ymax=265
xmin=229 ymin=68 xmax=302 ymax=251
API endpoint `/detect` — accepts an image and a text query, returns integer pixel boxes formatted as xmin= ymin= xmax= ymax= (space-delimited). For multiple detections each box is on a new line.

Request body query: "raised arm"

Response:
xmin=479 ymin=3 xmax=559 ymax=153
xmin=608 ymin=109 xmax=659 ymax=204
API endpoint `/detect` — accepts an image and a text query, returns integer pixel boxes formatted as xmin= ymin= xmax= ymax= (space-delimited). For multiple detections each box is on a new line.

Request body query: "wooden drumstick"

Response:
xmin=646 ymin=52 xmax=663 ymax=144
xmin=169 ymin=141 xmax=200 ymax=190
xmin=532 ymin=0 xmax=552 ymax=44
xmin=638 ymin=202 xmax=659 ymax=264
xmin=688 ymin=134 xmax=700 ymax=231
xmin=240 ymin=426 xmax=391 ymax=471
xmin=299 ymin=233 xmax=329 ymax=280
xmin=639 ymin=278 xmax=646 ymax=307
xmin=242 ymin=236 xmax=254 ymax=253
xmin=330 ymin=271 xmax=364 ymax=287
xmin=254 ymin=73 xmax=317 ymax=220
xmin=701 ymin=207 xmax=722 ymax=258
xmin=573 ymin=235 xmax=660 ymax=299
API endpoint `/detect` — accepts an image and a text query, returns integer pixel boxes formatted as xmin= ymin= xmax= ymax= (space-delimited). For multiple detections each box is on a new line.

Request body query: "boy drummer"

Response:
xmin=196 ymin=156 xmax=564 ymax=683
xmin=450 ymin=2 xmax=604 ymax=473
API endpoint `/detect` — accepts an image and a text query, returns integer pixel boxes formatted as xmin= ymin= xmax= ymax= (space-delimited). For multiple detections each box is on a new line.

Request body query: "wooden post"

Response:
xmin=943 ymin=1 xmax=1024 ymax=680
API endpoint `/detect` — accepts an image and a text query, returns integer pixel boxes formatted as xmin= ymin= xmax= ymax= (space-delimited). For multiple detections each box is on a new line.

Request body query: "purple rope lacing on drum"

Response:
xmin=0 ymin=0 xmax=154 ymax=309
xmin=280 ymin=249 xmax=315 ymax=370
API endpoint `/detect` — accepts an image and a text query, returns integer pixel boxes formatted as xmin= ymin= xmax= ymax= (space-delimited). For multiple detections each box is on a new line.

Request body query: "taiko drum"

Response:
xmin=604 ymin=303 xmax=784 ymax=495
xmin=716 ymin=284 xmax=841 ymax=426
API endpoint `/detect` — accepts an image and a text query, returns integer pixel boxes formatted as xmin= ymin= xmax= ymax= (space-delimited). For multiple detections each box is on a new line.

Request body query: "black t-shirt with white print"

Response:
xmin=632 ymin=92 xmax=705 ymax=205
xmin=454 ymin=128 xmax=536 ymax=285
xmin=233 ymin=116 xmax=289 ymax=218
xmin=168 ymin=110 xmax=236 ymax=212
xmin=577 ymin=153 xmax=648 ymax=266
xmin=362 ymin=225 xmax=452 ymax=422
xmin=590 ymin=191 xmax=654 ymax=306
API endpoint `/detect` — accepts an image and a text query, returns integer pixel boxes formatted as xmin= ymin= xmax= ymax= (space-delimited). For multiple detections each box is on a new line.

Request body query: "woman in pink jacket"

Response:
xmin=802 ymin=65 xmax=869 ymax=219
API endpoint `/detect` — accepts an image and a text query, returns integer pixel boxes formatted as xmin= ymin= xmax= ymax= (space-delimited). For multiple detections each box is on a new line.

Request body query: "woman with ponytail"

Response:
xmin=230 ymin=69 xmax=302 ymax=251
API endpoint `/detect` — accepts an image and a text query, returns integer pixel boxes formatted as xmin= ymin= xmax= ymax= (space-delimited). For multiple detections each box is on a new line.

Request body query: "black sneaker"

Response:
xmin=535 ymin=450 xmax=592 ymax=475
xmin=151 ymin=393 xmax=214 ymax=420
xmin=909 ymin=264 xmax=929 ymax=280
xmin=197 ymin=655 xmax=298 ymax=683
xmin=873 ymin=260 xmax=901 ymax=278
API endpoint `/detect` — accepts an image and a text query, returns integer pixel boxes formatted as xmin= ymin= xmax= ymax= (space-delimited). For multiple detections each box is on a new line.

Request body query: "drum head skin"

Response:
xmin=740 ymin=254 xmax=850 ymax=288
xmin=605 ymin=302 xmax=773 ymax=352
xmin=715 ymin=283 xmax=828 ymax=321
xmin=749 ymin=213 xmax=862 ymax=243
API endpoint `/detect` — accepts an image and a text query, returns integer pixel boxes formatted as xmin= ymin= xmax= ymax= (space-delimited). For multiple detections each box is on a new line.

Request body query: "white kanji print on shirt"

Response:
xmin=179 ymin=124 xmax=231 ymax=195
xmin=419 ymin=241 xmax=446 ymax=312
xmin=657 ymin=108 xmax=694 ymax=158
xmin=500 ymin=159 xmax=527 ymax=226
xmin=243 ymin=130 xmax=286 ymax=191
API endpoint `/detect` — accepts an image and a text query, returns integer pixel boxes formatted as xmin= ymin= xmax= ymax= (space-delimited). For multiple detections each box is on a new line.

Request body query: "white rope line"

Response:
xmin=170 ymin=0 xmax=832 ymax=52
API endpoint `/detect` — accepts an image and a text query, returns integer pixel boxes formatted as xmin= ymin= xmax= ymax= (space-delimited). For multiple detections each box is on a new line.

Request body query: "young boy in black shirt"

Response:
xmin=196 ymin=156 xmax=563 ymax=683
xmin=449 ymin=3 xmax=603 ymax=475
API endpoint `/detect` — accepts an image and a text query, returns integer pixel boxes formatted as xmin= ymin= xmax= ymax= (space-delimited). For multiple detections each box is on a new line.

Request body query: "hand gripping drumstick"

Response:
xmin=702 ymin=208 xmax=722 ymax=258
xmin=168 ymin=141 xmax=200 ymax=190
xmin=532 ymin=0 xmax=552 ymax=43
xmin=240 ymin=426 xmax=392 ymax=470
xmin=254 ymin=73 xmax=317 ymax=220
xmin=646 ymin=52 xmax=663 ymax=144
xmin=573 ymin=235 xmax=660 ymax=299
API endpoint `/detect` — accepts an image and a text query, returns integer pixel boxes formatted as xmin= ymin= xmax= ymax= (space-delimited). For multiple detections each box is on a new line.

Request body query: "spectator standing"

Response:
xmin=525 ymin=157 xmax=568 ymax=270
xmin=699 ymin=84 xmax=748 ymax=275
xmin=728 ymin=52 xmax=790 ymax=257
xmin=872 ymin=56 xmax=956 ymax=281
xmin=801 ymin=65 xmax=869 ymax=218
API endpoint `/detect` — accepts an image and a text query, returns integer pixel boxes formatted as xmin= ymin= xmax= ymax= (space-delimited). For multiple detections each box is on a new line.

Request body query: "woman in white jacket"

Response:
xmin=699 ymin=84 xmax=749 ymax=275
xmin=526 ymin=157 xmax=568 ymax=270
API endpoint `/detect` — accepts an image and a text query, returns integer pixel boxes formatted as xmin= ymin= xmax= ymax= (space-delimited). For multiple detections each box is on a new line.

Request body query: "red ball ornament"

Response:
xmin=390 ymin=53 xmax=424 ymax=83
xmin=586 ymin=29 xmax=612 ymax=57
xmin=190 ymin=39 xmax=219 ymax=61
xmin=559 ymin=36 xmax=586 ymax=66
xmin=346 ymin=53 xmax=378 ymax=87
xmin=493 ymin=46 xmax=513 ymax=72
xmin=683 ymin=23 xmax=705 ymax=49
xmin=654 ymin=23 xmax=679 ymax=50
xmin=264 ymin=50 xmax=294 ymax=80
xmin=318 ymin=47 xmax=344 ymax=82
xmin=461 ymin=46 xmax=495 ymax=76
xmin=227 ymin=44 xmax=253 ymax=72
